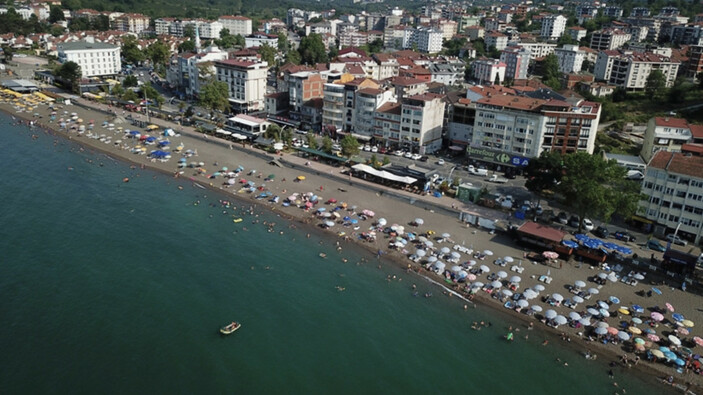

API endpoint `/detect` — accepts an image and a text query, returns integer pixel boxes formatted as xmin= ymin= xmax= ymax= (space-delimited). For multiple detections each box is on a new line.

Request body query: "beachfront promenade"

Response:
xmin=10 ymin=94 xmax=703 ymax=392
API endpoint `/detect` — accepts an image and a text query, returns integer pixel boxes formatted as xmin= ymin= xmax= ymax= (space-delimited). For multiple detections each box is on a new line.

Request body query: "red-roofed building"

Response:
xmin=638 ymin=151 xmax=703 ymax=243
xmin=517 ymin=221 xmax=567 ymax=245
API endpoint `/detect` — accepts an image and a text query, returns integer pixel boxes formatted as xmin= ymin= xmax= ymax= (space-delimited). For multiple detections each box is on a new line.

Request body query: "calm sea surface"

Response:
xmin=0 ymin=113 xmax=666 ymax=394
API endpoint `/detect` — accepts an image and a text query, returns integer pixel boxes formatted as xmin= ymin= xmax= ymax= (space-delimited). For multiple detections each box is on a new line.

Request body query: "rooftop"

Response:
xmin=648 ymin=151 xmax=703 ymax=178
xmin=518 ymin=221 xmax=567 ymax=243
xmin=58 ymin=41 xmax=118 ymax=51
xmin=654 ymin=117 xmax=690 ymax=129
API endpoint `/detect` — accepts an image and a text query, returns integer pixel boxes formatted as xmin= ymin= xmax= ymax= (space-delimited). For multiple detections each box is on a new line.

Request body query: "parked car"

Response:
xmin=593 ymin=225 xmax=610 ymax=238
xmin=555 ymin=212 xmax=568 ymax=225
xmin=614 ymin=231 xmax=637 ymax=242
xmin=371 ymin=146 xmax=378 ymax=153
xmin=582 ymin=218 xmax=595 ymax=232
xmin=363 ymin=145 xmax=371 ymax=151
xmin=332 ymin=144 xmax=342 ymax=151
xmin=404 ymin=152 xmax=413 ymax=158
xmin=437 ymin=159 xmax=445 ymax=165
xmin=411 ymin=153 xmax=422 ymax=160
xmin=394 ymin=150 xmax=405 ymax=157
xmin=647 ymin=239 xmax=667 ymax=252
xmin=666 ymin=234 xmax=688 ymax=246
xmin=419 ymin=155 xmax=429 ymax=162
xmin=568 ymin=215 xmax=580 ymax=228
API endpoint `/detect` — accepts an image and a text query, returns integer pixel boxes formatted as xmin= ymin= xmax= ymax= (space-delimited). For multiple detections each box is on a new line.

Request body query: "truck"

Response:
xmin=486 ymin=174 xmax=509 ymax=183
xmin=468 ymin=165 xmax=488 ymax=176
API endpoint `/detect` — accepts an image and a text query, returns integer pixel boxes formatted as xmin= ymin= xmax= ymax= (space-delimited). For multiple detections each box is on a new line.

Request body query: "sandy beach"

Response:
xmin=7 ymin=93 xmax=702 ymax=393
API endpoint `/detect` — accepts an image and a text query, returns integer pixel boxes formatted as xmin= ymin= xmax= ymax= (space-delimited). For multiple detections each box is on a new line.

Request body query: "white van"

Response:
xmin=468 ymin=165 xmax=488 ymax=176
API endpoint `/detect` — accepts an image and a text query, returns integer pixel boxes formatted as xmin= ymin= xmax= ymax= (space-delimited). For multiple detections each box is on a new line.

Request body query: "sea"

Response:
xmin=0 ymin=112 xmax=670 ymax=394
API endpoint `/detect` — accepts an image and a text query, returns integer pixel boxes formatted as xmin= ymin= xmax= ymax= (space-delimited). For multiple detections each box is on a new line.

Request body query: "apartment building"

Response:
xmin=641 ymin=117 xmax=693 ymax=162
xmin=472 ymin=58 xmax=507 ymax=85
xmin=568 ymin=27 xmax=587 ymax=42
xmin=555 ymin=44 xmax=585 ymax=73
xmin=516 ymin=42 xmax=557 ymax=60
xmin=540 ymin=99 xmax=601 ymax=155
xmin=540 ymin=14 xmax=567 ymax=40
xmin=590 ymin=28 xmax=631 ymax=51
xmin=403 ymin=26 xmax=443 ymax=53
xmin=638 ymin=151 xmax=703 ymax=244
xmin=176 ymin=46 xmax=229 ymax=98
xmin=397 ymin=93 xmax=445 ymax=154
xmin=500 ymin=46 xmax=530 ymax=81
xmin=218 ymin=15 xmax=253 ymax=36
xmin=594 ymin=50 xmax=680 ymax=90
xmin=57 ymin=41 xmax=121 ymax=78
xmin=215 ymin=59 xmax=269 ymax=113
xmin=485 ymin=32 xmax=508 ymax=51
xmin=353 ymin=87 xmax=394 ymax=138
xmin=288 ymin=71 xmax=325 ymax=128
xmin=112 ymin=13 xmax=150 ymax=34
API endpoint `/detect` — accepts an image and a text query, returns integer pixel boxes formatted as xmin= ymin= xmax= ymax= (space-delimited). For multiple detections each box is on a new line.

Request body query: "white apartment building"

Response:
xmin=568 ymin=27 xmax=587 ymax=42
xmin=112 ymin=13 xmax=150 ymax=34
xmin=218 ymin=15 xmax=253 ymax=36
xmin=398 ymin=93 xmax=446 ymax=154
xmin=374 ymin=102 xmax=402 ymax=146
xmin=322 ymin=82 xmax=345 ymax=131
xmin=245 ymin=33 xmax=279 ymax=49
xmin=155 ymin=18 xmax=175 ymax=35
xmin=638 ymin=151 xmax=703 ymax=244
xmin=500 ymin=46 xmax=530 ymax=80
xmin=485 ymin=32 xmax=508 ymax=51
xmin=353 ymin=87 xmax=395 ymax=138
xmin=641 ymin=117 xmax=693 ymax=162
xmin=177 ymin=46 xmax=229 ymax=98
xmin=402 ymin=26 xmax=443 ymax=53
xmin=57 ymin=41 xmax=121 ymax=78
xmin=540 ymin=14 xmax=567 ymax=40
xmin=555 ymin=44 xmax=585 ymax=73
xmin=472 ymin=58 xmax=506 ymax=85
xmin=516 ymin=42 xmax=557 ymax=60
xmin=339 ymin=31 xmax=369 ymax=48
xmin=436 ymin=19 xmax=458 ymax=40
xmin=594 ymin=50 xmax=680 ymax=90
xmin=590 ymin=28 xmax=631 ymax=51
xmin=215 ymin=59 xmax=269 ymax=113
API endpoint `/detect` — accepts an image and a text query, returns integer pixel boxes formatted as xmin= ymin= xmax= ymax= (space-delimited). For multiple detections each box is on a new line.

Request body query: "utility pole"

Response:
xmin=144 ymin=85 xmax=150 ymax=124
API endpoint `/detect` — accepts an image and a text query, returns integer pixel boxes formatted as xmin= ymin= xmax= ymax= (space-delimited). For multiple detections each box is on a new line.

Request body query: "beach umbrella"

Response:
xmin=597 ymin=301 xmax=609 ymax=309
xmin=491 ymin=281 xmax=502 ymax=289
xmin=595 ymin=327 xmax=608 ymax=335
xmin=530 ymin=305 xmax=543 ymax=312
xmin=597 ymin=272 xmax=608 ymax=279
xmin=562 ymin=240 xmax=578 ymax=248
xmin=377 ymin=218 xmax=387 ymax=226
xmin=683 ymin=320 xmax=695 ymax=328
xmin=501 ymin=289 xmax=513 ymax=297
xmin=551 ymin=293 xmax=564 ymax=302
xmin=693 ymin=337 xmax=703 ymax=347
xmin=569 ymin=312 xmax=582 ymax=321
xmin=651 ymin=349 xmax=665 ymax=358
xmin=533 ymin=284 xmax=546 ymax=292
xmin=599 ymin=309 xmax=610 ymax=318
xmin=607 ymin=273 xmax=618 ymax=282
xmin=427 ymin=256 xmax=438 ymax=263
xmin=497 ymin=271 xmax=508 ymax=279
xmin=362 ymin=210 xmax=375 ymax=217
xmin=675 ymin=358 xmax=686 ymax=366
xmin=510 ymin=276 xmax=521 ymax=284
xmin=440 ymin=247 xmax=451 ymax=254
xmin=545 ymin=309 xmax=557 ymax=319
xmin=324 ymin=221 xmax=335 ymax=227
xmin=666 ymin=303 xmax=675 ymax=312
xmin=629 ymin=326 xmax=642 ymax=335
xmin=471 ymin=282 xmax=484 ymax=289
xmin=648 ymin=334 xmax=661 ymax=342
xmin=523 ymin=289 xmax=538 ymax=300
xmin=575 ymin=280 xmax=586 ymax=288
xmin=227 ymin=178 xmax=236 ymax=185
xmin=596 ymin=322 xmax=609 ymax=329
xmin=616 ymin=246 xmax=633 ymax=255
xmin=618 ymin=331 xmax=631 ymax=341
xmin=413 ymin=218 xmax=424 ymax=225
xmin=609 ymin=296 xmax=620 ymax=304
xmin=479 ymin=265 xmax=490 ymax=273
xmin=450 ymin=252 xmax=461 ymax=259
xmin=633 ymin=273 xmax=645 ymax=281
xmin=503 ymin=256 xmax=514 ymax=263
xmin=467 ymin=260 xmax=477 ymax=267
xmin=542 ymin=251 xmax=558 ymax=259
xmin=618 ymin=307 xmax=631 ymax=315
xmin=416 ymin=249 xmax=427 ymax=257
xmin=588 ymin=288 xmax=599 ymax=295
xmin=580 ymin=317 xmax=592 ymax=327
xmin=631 ymin=317 xmax=643 ymax=325
xmin=554 ymin=315 xmax=568 ymax=326
xmin=458 ymin=270 xmax=469 ymax=279
xmin=632 ymin=305 xmax=644 ymax=314
xmin=425 ymin=241 xmax=434 ymax=248
xmin=321 ymin=212 xmax=332 ymax=218
xmin=651 ymin=287 xmax=662 ymax=295
xmin=607 ymin=327 xmax=619 ymax=335
xmin=466 ymin=273 xmax=477 ymax=281
xmin=673 ymin=313 xmax=685 ymax=322
xmin=442 ymin=233 xmax=451 ymax=239
xmin=343 ymin=216 xmax=352 ymax=222
xmin=664 ymin=351 xmax=678 ymax=361
xmin=517 ymin=299 xmax=529 ymax=308
xmin=669 ymin=335 xmax=682 ymax=346
xmin=451 ymin=265 xmax=463 ymax=273
xmin=651 ymin=312 xmax=665 ymax=322
xmin=587 ymin=308 xmax=600 ymax=316
xmin=572 ymin=295 xmax=584 ymax=304
xmin=483 ymin=250 xmax=493 ymax=256
xmin=574 ymin=233 xmax=589 ymax=241
xmin=676 ymin=327 xmax=689 ymax=336
xmin=603 ymin=242 xmax=619 ymax=250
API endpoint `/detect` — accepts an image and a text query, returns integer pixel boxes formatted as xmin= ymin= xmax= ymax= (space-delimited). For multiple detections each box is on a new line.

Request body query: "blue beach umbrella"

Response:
xmin=673 ymin=313 xmax=685 ymax=322
xmin=603 ymin=242 xmax=619 ymax=250
xmin=574 ymin=234 xmax=589 ymax=241
xmin=584 ymin=239 xmax=601 ymax=249
xmin=664 ymin=351 xmax=678 ymax=360
xmin=609 ymin=296 xmax=620 ymax=304
xmin=343 ymin=216 xmax=351 ymax=221
xmin=562 ymin=240 xmax=578 ymax=248
xmin=632 ymin=305 xmax=644 ymax=314
xmin=350 ymin=219 xmax=358 ymax=224
xmin=675 ymin=358 xmax=686 ymax=366
xmin=616 ymin=246 xmax=633 ymax=255
xmin=652 ymin=287 xmax=663 ymax=295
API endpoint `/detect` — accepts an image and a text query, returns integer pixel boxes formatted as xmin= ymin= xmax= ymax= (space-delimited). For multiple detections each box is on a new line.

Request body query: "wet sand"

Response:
xmin=7 ymin=96 xmax=702 ymax=393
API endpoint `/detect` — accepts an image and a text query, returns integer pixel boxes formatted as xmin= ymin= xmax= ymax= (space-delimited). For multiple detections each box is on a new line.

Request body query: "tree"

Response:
xmin=645 ymin=70 xmax=666 ymax=100
xmin=264 ymin=123 xmax=281 ymax=141
xmin=146 ymin=41 xmax=170 ymax=67
xmin=49 ymin=5 xmax=64 ymax=23
xmin=122 ymin=89 xmax=139 ymax=103
xmin=258 ymin=43 xmax=276 ymax=66
xmin=340 ymin=134 xmax=360 ymax=159
xmin=56 ymin=61 xmax=81 ymax=92
xmin=123 ymin=75 xmax=138 ymax=87
xmin=298 ymin=33 xmax=328 ymax=65
xmin=277 ymin=32 xmax=289 ymax=53
xmin=50 ymin=24 xmax=65 ymax=37
xmin=2 ymin=45 xmax=13 ymax=61
xmin=281 ymin=127 xmax=293 ymax=147
xmin=140 ymin=83 xmax=164 ymax=108
xmin=234 ymin=34 xmax=245 ymax=47
xmin=557 ymin=152 xmax=639 ymax=230
xmin=442 ymin=37 xmax=467 ymax=57
xmin=286 ymin=50 xmax=301 ymax=65
xmin=524 ymin=149 xmax=563 ymax=200
xmin=611 ymin=87 xmax=627 ymax=102
xmin=557 ymin=34 xmax=576 ymax=46
xmin=198 ymin=81 xmax=230 ymax=113
xmin=321 ymin=135 xmax=333 ymax=153
xmin=122 ymin=36 xmax=145 ymax=65
xmin=472 ymin=38 xmax=486 ymax=57
xmin=178 ymin=40 xmax=196 ymax=53
xmin=215 ymin=28 xmax=236 ymax=49
xmin=111 ymin=83 xmax=124 ymax=97
xmin=306 ymin=132 xmax=318 ymax=150
xmin=183 ymin=25 xmax=195 ymax=40
xmin=541 ymin=53 xmax=562 ymax=90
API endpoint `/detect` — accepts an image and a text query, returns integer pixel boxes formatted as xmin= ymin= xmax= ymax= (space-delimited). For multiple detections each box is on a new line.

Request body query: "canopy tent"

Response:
xmin=352 ymin=164 xmax=418 ymax=185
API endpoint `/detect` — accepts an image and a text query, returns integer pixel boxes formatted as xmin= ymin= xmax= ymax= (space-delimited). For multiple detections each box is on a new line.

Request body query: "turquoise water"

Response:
xmin=0 ymin=114 xmax=667 ymax=394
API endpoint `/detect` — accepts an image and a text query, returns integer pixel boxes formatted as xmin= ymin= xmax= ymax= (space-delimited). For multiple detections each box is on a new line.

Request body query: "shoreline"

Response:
xmin=6 ymin=100 xmax=699 ymax=393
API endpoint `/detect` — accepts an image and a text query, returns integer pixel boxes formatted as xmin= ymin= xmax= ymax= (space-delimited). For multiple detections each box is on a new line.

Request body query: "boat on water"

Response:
xmin=220 ymin=321 xmax=241 ymax=335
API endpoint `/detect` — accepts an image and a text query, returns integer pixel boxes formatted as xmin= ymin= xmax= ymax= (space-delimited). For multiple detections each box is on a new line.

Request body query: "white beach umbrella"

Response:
xmin=442 ymin=232 xmax=451 ymax=239
xmin=572 ymin=295 xmax=585 ymax=304
xmin=595 ymin=327 xmax=608 ymax=335
xmin=634 ymin=273 xmax=645 ymax=281
xmin=503 ymin=256 xmax=514 ymax=263
xmin=510 ymin=276 xmax=521 ymax=283
xmin=501 ymin=289 xmax=513 ymax=297
xmin=414 ymin=218 xmax=424 ymax=225
xmin=551 ymin=293 xmax=564 ymax=302
xmin=669 ymin=335 xmax=682 ymax=346
xmin=597 ymin=273 xmax=608 ymax=279
xmin=450 ymin=251 xmax=461 ymax=259
xmin=472 ymin=281 xmax=484 ymax=289
xmin=579 ymin=317 xmax=592 ymax=326
xmin=377 ymin=218 xmax=387 ymax=226
xmin=491 ymin=280 xmax=503 ymax=289
xmin=467 ymin=260 xmax=477 ymax=267
xmin=483 ymin=250 xmax=494 ymax=256
xmin=587 ymin=308 xmax=600 ymax=316
xmin=554 ymin=315 xmax=568 ymax=326
xmin=451 ymin=265 xmax=463 ymax=273
xmin=517 ymin=299 xmax=529 ymax=308
xmin=599 ymin=309 xmax=610 ymax=318
xmin=479 ymin=265 xmax=490 ymax=273
xmin=533 ymin=284 xmax=546 ymax=292
xmin=441 ymin=247 xmax=451 ymax=254
xmin=433 ymin=261 xmax=446 ymax=272
xmin=618 ymin=331 xmax=631 ymax=341
xmin=596 ymin=321 xmax=609 ymax=328
xmin=497 ymin=271 xmax=508 ymax=279
xmin=574 ymin=280 xmax=586 ymax=288
xmin=607 ymin=273 xmax=619 ymax=282
xmin=416 ymin=249 xmax=427 ymax=257
xmin=588 ymin=288 xmax=599 ymax=295
xmin=545 ymin=309 xmax=558 ymax=319
xmin=569 ymin=312 xmax=582 ymax=321
xmin=530 ymin=305 xmax=543 ymax=312
xmin=523 ymin=289 xmax=538 ymax=300
xmin=425 ymin=241 xmax=434 ymax=248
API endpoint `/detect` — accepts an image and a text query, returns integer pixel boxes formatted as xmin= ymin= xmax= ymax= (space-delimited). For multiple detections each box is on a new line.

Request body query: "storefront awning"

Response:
xmin=352 ymin=164 xmax=417 ymax=184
